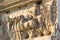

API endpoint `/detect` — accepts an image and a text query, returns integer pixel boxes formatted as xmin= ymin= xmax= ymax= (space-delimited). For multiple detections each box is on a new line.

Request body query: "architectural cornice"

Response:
xmin=0 ymin=0 xmax=41 ymax=12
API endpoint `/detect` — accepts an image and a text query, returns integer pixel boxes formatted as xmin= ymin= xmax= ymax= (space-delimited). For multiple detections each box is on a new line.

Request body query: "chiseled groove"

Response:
xmin=0 ymin=0 xmax=33 ymax=12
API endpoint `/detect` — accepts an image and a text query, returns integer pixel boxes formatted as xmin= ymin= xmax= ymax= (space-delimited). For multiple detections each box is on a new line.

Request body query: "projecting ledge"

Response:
xmin=24 ymin=35 xmax=52 ymax=40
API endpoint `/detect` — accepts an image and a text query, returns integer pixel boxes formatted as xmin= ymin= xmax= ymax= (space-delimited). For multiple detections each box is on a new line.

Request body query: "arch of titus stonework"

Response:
xmin=0 ymin=0 xmax=58 ymax=40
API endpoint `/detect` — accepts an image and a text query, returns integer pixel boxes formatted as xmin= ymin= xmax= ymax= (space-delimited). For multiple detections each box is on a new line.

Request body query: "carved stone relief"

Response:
xmin=0 ymin=0 xmax=57 ymax=40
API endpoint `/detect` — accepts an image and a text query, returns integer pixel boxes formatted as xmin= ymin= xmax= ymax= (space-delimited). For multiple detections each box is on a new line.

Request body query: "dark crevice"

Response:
xmin=37 ymin=1 xmax=42 ymax=5
xmin=6 ymin=11 xmax=10 ymax=13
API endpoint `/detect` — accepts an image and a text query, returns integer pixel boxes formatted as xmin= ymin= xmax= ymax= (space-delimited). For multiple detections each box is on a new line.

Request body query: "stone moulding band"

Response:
xmin=0 ymin=0 xmax=41 ymax=12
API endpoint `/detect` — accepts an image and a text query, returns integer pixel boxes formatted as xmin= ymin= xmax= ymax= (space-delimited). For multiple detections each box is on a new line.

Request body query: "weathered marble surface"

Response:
xmin=24 ymin=36 xmax=51 ymax=40
xmin=0 ymin=0 xmax=57 ymax=40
